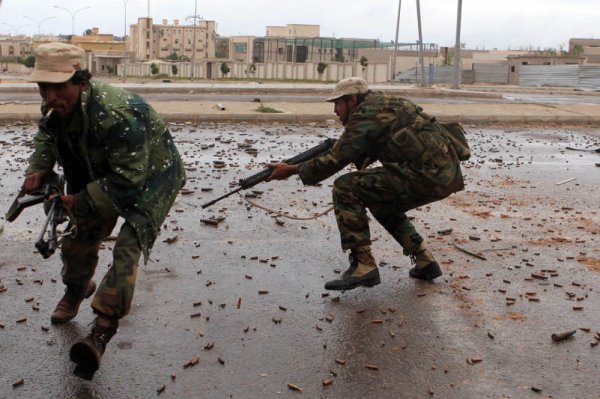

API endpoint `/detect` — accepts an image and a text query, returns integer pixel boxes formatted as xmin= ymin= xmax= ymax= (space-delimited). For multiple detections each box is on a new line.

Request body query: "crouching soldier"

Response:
xmin=267 ymin=77 xmax=466 ymax=290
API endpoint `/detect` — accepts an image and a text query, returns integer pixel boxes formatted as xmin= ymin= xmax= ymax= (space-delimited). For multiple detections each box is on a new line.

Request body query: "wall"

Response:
xmin=118 ymin=60 xmax=389 ymax=83
xmin=0 ymin=62 xmax=30 ymax=73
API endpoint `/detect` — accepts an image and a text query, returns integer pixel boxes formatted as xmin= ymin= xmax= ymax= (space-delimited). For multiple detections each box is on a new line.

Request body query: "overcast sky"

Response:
xmin=1 ymin=0 xmax=598 ymax=50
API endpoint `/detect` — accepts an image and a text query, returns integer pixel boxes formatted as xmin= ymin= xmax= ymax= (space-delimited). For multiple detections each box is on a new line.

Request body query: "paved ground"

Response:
xmin=0 ymin=120 xmax=599 ymax=398
xmin=1 ymin=79 xmax=600 ymax=398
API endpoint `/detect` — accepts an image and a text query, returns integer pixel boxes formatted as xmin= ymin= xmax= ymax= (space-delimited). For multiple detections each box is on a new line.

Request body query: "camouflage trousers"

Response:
xmin=60 ymin=209 xmax=141 ymax=320
xmin=332 ymin=167 xmax=437 ymax=254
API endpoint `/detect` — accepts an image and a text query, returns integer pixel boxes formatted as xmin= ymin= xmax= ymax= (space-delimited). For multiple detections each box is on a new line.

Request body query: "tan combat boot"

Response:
xmin=70 ymin=315 xmax=118 ymax=380
xmin=325 ymin=246 xmax=381 ymax=290
xmin=408 ymin=242 xmax=442 ymax=280
xmin=50 ymin=280 xmax=96 ymax=324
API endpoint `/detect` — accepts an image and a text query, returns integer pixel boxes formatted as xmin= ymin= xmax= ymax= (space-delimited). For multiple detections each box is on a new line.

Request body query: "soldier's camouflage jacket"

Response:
xmin=28 ymin=79 xmax=186 ymax=261
xmin=298 ymin=91 xmax=464 ymax=202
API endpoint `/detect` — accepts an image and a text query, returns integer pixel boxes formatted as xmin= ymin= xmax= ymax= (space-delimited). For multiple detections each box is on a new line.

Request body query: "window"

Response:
xmin=510 ymin=66 xmax=515 ymax=72
xmin=235 ymin=43 xmax=247 ymax=53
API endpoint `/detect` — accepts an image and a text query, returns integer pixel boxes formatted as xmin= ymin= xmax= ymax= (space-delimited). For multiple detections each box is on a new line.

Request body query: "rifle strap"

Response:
xmin=237 ymin=192 xmax=333 ymax=221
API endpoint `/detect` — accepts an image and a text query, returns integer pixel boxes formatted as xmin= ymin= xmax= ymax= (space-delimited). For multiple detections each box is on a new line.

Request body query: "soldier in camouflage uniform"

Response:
xmin=22 ymin=43 xmax=186 ymax=379
xmin=267 ymin=77 xmax=464 ymax=290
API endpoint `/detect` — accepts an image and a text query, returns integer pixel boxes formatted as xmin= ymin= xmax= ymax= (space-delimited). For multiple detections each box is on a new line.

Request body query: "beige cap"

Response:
xmin=29 ymin=42 xmax=86 ymax=83
xmin=326 ymin=77 xmax=369 ymax=102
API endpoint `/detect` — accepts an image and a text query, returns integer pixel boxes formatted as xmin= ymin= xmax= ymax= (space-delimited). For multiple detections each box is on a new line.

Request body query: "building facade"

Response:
xmin=266 ymin=24 xmax=319 ymax=38
xmin=569 ymin=38 xmax=600 ymax=64
xmin=507 ymin=54 xmax=586 ymax=84
xmin=70 ymin=28 xmax=131 ymax=76
xmin=0 ymin=35 xmax=34 ymax=58
xmin=129 ymin=17 xmax=216 ymax=61
xmin=229 ymin=36 xmax=254 ymax=63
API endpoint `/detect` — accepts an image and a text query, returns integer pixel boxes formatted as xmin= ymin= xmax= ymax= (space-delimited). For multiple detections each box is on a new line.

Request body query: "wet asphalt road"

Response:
xmin=0 ymin=122 xmax=599 ymax=398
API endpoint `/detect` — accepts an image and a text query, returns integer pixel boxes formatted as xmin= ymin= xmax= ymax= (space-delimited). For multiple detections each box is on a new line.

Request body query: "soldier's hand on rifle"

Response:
xmin=23 ymin=170 xmax=49 ymax=193
xmin=59 ymin=194 xmax=75 ymax=213
xmin=265 ymin=163 xmax=300 ymax=181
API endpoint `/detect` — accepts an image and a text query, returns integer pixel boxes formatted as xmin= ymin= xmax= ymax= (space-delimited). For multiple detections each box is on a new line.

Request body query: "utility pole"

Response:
xmin=416 ymin=0 xmax=427 ymax=87
xmin=188 ymin=0 xmax=200 ymax=79
xmin=122 ymin=0 xmax=129 ymax=40
xmin=391 ymin=0 xmax=401 ymax=81
xmin=452 ymin=0 xmax=463 ymax=89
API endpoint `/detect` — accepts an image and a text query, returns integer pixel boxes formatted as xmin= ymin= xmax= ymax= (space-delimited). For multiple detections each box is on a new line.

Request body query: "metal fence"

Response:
xmin=473 ymin=63 xmax=508 ymax=84
xmin=519 ymin=65 xmax=579 ymax=88
xmin=578 ymin=66 xmax=600 ymax=91
xmin=517 ymin=65 xmax=600 ymax=90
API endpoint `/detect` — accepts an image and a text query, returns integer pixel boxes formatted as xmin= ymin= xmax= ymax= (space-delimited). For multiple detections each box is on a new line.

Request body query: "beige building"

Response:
xmin=0 ymin=35 xmax=34 ymax=58
xmin=569 ymin=38 xmax=600 ymax=64
xmin=129 ymin=17 xmax=216 ymax=61
xmin=70 ymin=28 xmax=131 ymax=76
xmin=229 ymin=36 xmax=254 ymax=63
xmin=266 ymin=24 xmax=319 ymax=38
xmin=507 ymin=54 xmax=585 ymax=84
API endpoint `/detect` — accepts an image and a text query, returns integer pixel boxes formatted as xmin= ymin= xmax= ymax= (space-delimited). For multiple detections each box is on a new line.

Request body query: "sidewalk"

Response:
xmin=1 ymin=80 xmax=600 ymax=125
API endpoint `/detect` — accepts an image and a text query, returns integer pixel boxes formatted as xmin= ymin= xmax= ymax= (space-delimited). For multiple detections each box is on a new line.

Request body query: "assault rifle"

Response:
xmin=6 ymin=173 xmax=69 ymax=259
xmin=202 ymin=138 xmax=336 ymax=209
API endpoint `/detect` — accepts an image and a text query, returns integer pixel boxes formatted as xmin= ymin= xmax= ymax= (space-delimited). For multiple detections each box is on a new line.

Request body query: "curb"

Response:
xmin=0 ymin=83 xmax=502 ymax=99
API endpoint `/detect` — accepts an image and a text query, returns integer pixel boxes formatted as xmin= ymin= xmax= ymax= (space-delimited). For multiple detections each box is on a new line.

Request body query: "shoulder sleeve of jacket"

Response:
xmin=298 ymin=104 xmax=392 ymax=185
xmin=27 ymin=124 xmax=56 ymax=174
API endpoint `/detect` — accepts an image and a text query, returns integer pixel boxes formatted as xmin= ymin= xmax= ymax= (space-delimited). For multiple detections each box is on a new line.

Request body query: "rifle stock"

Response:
xmin=202 ymin=138 xmax=336 ymax=209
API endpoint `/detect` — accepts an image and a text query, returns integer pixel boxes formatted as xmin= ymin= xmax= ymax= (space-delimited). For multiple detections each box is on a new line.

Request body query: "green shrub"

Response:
xmin=256 ymin=104 xmax=283 ymax=113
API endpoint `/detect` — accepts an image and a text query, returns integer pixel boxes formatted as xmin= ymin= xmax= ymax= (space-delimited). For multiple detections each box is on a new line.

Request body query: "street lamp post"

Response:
xmin=23 ymin=15 xmax=56 ymax=36
xmin=53 ymin=5 xmax=91 ymax=36
xmin=2 ymin=23 xmax=30 ymax=35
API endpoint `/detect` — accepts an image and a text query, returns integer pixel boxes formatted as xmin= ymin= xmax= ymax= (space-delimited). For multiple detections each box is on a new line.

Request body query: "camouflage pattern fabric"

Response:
xmin=61 ymin=209 xmax=140 ymax=319
xmin=332 ymin=168 xmax=426 ymax=252
xmin=91 ymin=221 xmax=141 ymax=319
xmin=298 ymin=92 xmax=464 ymax=251
xmin=28 ymin=79 xmax=186 ymax=262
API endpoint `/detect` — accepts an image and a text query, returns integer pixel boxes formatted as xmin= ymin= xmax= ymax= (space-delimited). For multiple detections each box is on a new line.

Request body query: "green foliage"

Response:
xmin=256 ymin=104 xmax=283 ymax=113
xmin=166 ymin=52 xmax=179 ymax=61
xmin=317 ymin=61 xmax=328 ymax=76
xmin=106 ymin=65 xmax=115 ymax=75
xmin=84 ymin=29 xmax=93 ymax=36
xmin=215 ymin=38 xmax=229 ymax=58
xmin=360 ymin=56 xmax=368 ymax=69
xmin=335 ymin=53 xmax=345 ymax=63
xmin=171 ymin=64 xmax=178 ymax=75
xmin=571 ymin=44 xmax=584 ymax=56
xmin=21 ymin=55 xmax=35 ymax=68
xmin=150 ymin=63 xmax=159 ymax=75
xmin=220 ymin=62 xmax=230 ymax=76
xmin=248 ymin=62 xmax=257 ymax=74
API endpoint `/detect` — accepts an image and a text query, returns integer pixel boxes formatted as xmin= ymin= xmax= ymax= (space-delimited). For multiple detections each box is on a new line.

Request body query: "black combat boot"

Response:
xmin=51 ymin=280 xmax=96 ymax=324
xmin=70 ymin=316 xmax=118 ymax=380
xmin=408 ymin=243 xmax=442 ymax=281
xmin=325 ymin=247 xmax=381 ymax=290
